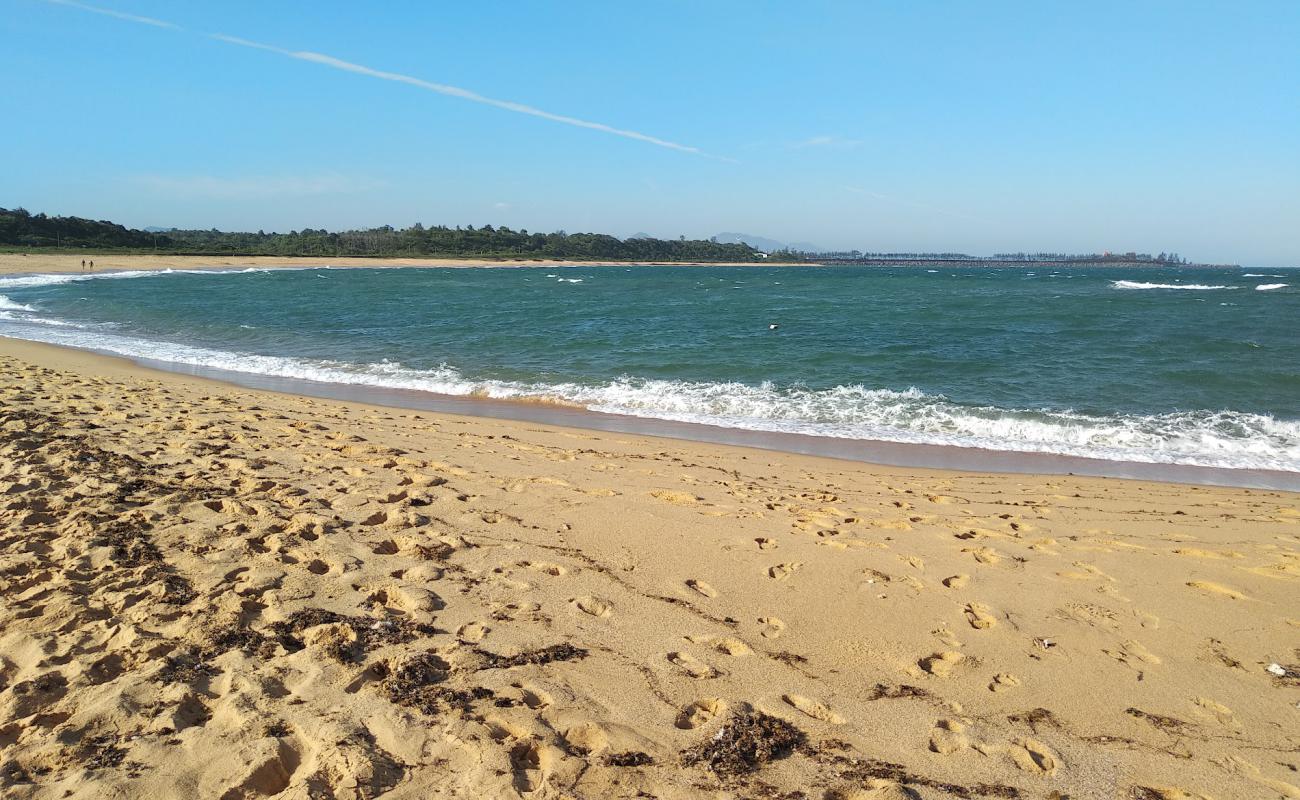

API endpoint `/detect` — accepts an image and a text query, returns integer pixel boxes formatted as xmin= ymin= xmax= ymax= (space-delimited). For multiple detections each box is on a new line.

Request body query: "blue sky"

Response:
xmin=4 ymin=1 xmax=1298 ymax=265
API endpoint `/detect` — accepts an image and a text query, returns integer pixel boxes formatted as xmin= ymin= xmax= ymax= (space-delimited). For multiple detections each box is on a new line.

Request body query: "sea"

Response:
xmin=1 ymin=264 xmax=1297 ymax=484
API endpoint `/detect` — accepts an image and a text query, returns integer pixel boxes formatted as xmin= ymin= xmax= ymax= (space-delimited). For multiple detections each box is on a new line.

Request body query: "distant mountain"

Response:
xmin=626 ymin=232 xmax=655 ymax=240
xmin=713 ymin=232 xmax=820 ymax=253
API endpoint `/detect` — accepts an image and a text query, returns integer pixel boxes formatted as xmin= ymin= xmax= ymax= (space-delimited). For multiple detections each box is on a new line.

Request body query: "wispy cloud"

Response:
xmin=792 ymin=135 xmax=863 ymax=149
xmin=39 ymin=0 xmax=721 ymax=159
xmin=43 ymin=0 xmax=178 ymax=29
xmin=133 ymin=173 xmax=387 ymax=198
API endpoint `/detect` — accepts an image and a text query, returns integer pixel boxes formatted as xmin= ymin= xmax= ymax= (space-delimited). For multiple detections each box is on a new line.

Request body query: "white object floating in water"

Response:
xmin=768 ymin=323 xmax=779 ymax=330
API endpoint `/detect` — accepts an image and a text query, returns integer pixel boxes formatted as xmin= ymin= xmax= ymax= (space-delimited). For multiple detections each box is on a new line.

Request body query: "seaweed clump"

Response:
xmin=604 ymin=751 xmax=654 ymax=767
xmin=269 ymin=608 xmax=435 ymax=662
xmin=378 ymin=651 xmax=492 ymax=715
xmin=475 ymin=643 xmax=588 ymax=670
xmin=680 ymin=711 xmax=804 ymax=777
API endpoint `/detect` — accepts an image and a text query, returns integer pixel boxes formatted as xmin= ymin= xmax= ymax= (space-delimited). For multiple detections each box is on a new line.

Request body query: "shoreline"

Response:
xmin=5 ymin=334 xmax=1296 ymax=491
xmin=1 ymin=331 xmax=1297 ymax=798
xmin=0 ymin=253 xmax=812 ymax=275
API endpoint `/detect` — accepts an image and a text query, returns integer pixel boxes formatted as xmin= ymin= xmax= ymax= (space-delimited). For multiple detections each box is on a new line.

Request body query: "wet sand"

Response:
xmin=1 ymin=337 xmax=1297 ymax=799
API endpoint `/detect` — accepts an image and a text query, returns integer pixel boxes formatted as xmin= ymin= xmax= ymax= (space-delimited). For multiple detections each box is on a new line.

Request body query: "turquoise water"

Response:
xmin=1 ymin=264 xmax=1297 ymax=471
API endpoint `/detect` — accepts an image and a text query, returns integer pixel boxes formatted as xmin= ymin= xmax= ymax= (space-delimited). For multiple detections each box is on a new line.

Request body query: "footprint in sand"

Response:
xmin=783 ymin=693 xmax=845 ymax=724
xmin=485 ymin=715 xmax=529 ymax=742
xmin=522 ymin=561 xmax=568 ymax=577
xmin=1007 ymin=737 xmax=1059 ymax=774
xmin=768 ymin=562 xmax=803 ymax=581
xmin=928 ymin=719 xmax=970 ymax=754
xmin=686 ymin=579 xmax=718 ymax=598
xmin=1221 ymin=756 xmax=1300 ymax=798
xmin=918 ymin=651 xmax=967 ymax=677
xmin=456 ymin=622 xmax=488 ymax=643
xmin=755 ymin=537 xmax=778 ymax=550
xmin=676 ymin=698 xmax=726 ymax=729
xmin=963 ymin=547 xmax=1002 ymax=565
xmin=942 ymin=574 xmax=969 ymax=589
xmin=712 ymin=637 xmax=751 ymax=656
xmin=1185 ymin=580 xmax=1247 ymax=600
xmin=510 ymin=741 xmax=554 ymax=793
xmin=519 ymin=683 xmax=553 ymax=709
xmin=1192 ymin=697 xmax=1239 ymax=728
xmin=758 ymin=617 xmax=786 ymax=639
xmin=651 ymin=490 xmax=701 ymax=505
xmin=1174 ymin=548 xmax=1244 ymax=560
xmin=1104 ymin=639 xmax=1161 ymax=668
xmin=573 ymin=596 xmax=613 ymax=618
xmin=562 ymin=722 xmax=609 ymax=756
xmin=668 ymin=652 xmax=719 ymax=679
xmin=989 ymin=673 xmax=1020 ymax=693
xmin=826 ymin=781 xmax=922 ymax=800
xmin=964 ymin=603 xmax=997 ymax=630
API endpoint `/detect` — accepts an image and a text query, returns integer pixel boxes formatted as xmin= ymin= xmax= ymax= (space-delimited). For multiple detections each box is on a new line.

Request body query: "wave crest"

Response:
xmin=1111 ymin=280 xmax=1234 ymax=290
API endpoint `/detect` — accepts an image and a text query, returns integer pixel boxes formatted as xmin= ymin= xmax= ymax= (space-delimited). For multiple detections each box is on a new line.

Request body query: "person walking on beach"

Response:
xmin=88 ymin=260 xmax=94 ymax=270
xmin=81 ymin=259 xmax=86 ymax=271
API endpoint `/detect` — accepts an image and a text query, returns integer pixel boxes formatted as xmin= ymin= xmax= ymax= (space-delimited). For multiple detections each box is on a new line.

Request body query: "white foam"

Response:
xmin=0 ymin=266 xmax=304 ymax=291
xmin=1243 ymin=274 xmax=1286 ymax=278
xmin=0 ymin=316 xmax=1295 ymax=473
xmin=1255 ymin=283 xmax=1288 ymax=291
xmin=1111 ymin=280 xmax=1235 ymax=291
xmin=0 ymin=295 xmax=35 ymax=311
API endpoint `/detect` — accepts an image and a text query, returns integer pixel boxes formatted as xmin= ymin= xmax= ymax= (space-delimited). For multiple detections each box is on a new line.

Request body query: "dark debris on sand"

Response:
xmin=680 ymin=711 xmax=805 ymax=777
xmin=155 ymin=648 xmax=220 ymax=685
xmin=604 ymin=751 xmax=655 ymax=767
xmin=815 ymin=750 xmax=1020 ymax=799
xmin=378 ymin=651 xmax=494 ymax=715
xmin=474 ymin=643 xmax=588 ymax=670
xmin=78 ymin=734 xmax=128 ymax=771
xmin=269 ymin=608 xmax=436 ymax=663
xmin=1125 ymin=707 xmax=1188 ymax=730
xmin=866 ymin=683 xmax=930 ymax=701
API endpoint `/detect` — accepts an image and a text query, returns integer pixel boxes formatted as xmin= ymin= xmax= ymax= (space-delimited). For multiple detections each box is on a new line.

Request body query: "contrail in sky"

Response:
xmin=43 ymin=0 xmax=177 ymax=29
xmin=40 ymin=0 xmax=719 ymax=158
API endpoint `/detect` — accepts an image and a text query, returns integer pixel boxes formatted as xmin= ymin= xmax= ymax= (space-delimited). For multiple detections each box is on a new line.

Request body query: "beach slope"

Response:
xmin=0 ymin=338 xmax=1296 ymax=799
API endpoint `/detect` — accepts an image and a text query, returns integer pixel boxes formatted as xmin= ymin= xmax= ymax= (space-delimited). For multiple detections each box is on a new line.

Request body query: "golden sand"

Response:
xmin=0 ymin=253 xmax=806 ymax=276
xmin=0 ymin=337 xmax=1297 ymax=799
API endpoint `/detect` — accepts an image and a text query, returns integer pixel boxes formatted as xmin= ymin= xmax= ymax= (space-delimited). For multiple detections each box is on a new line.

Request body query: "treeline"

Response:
xmin=0 ymin=207 xmax=159 ymax=250
xmin=0 ymin=208 xmax=767 ymax=262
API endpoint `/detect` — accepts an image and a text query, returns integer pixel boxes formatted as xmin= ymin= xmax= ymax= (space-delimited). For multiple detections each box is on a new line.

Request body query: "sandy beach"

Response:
xmin=1 ymin=336 xmax=1297 ymax=799
xmin=0 ymin=254 xmax=806 ymax=276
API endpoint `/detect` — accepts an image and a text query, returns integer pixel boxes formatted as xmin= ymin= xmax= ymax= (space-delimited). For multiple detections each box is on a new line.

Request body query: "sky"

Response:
xmin=3 ymin=1 xmax=1298 ymax=266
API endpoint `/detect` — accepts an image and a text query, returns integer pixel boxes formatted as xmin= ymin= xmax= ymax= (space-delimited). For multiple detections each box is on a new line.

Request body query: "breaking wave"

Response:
xmin=1111 ymin=280 xmax=1235 ymax=291
xmin=0 ymin=315 xmax=1295 ymax=472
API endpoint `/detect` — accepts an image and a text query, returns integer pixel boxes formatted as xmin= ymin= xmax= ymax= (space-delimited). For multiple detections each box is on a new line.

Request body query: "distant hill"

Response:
xmin=713 ymin=232 xmax=821 ymax=253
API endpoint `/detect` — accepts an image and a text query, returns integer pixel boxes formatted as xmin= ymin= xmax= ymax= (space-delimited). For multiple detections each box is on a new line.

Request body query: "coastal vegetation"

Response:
xmin=0 ymin=207 xmax=766 ymax=262
xmin=1 ymin=207 xmax=1220 ymax=266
